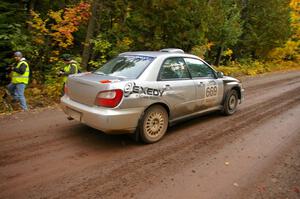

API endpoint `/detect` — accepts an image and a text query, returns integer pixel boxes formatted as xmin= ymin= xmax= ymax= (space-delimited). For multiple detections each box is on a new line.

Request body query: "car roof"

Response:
xmin=119 ymin=51 xmax=199 ymax=59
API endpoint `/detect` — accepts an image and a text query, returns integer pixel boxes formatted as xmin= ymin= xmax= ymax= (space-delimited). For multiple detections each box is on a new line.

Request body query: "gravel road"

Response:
xmin=1 ymin=70 xmax=300 ymax=199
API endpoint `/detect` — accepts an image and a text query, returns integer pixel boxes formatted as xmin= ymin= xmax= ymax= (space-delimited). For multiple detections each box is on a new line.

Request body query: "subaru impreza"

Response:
xmin=61 ymin=48 xmax=244 ymax=143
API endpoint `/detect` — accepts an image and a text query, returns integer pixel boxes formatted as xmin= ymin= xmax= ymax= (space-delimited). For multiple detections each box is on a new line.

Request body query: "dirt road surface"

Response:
xmin=1 ymin=70 xmax=300 ymax=199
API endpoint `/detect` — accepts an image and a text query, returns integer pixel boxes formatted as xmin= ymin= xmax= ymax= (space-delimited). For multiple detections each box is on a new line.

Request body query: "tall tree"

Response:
xmin=126 ymin=0 xmax=208 ymax=51
xmin=0 ymin=0 xmax=28 ymax=63
xmin=206 ymin=0 xmax=243 ymax=66
xmin=238 ymin=0 xmax=291 ymax=58
xmin=81 ymin=0 xmax=102 ymax=70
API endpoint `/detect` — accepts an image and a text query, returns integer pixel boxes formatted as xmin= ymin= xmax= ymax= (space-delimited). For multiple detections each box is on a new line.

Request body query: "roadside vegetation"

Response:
xmin=0 ymin=0 xmax=299 ymax=114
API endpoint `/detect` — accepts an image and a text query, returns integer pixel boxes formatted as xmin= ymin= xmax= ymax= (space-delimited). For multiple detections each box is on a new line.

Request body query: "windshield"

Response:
xmin=94 ymin=55 xmax=155 ymax=79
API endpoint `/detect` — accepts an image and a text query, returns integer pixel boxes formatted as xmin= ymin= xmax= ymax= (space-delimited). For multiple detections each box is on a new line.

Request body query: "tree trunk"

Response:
xmin=215 ymin=46 xmax=223 ymax=66
xmin=29 ymin=0 xmax=37 ymax=11
xmin=241 ymin=0 xmax=248 ymax=20
xmin=81 ymin=0 xmax=100 ymax=71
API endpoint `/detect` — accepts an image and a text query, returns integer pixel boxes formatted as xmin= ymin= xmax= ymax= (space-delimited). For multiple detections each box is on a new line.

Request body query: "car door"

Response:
xmin=156 ymin=57 xmax=197 ymax=119
xmin=184 ymin=58 xmax=224 ymax=109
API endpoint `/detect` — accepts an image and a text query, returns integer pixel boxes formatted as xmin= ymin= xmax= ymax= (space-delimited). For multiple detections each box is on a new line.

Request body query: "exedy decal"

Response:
xmin=124 ymin=82 xmax=165 ymax=97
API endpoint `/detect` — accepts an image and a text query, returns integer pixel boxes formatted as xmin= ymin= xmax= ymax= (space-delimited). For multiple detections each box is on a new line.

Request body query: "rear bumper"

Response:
xmin=60 ymin=96 xmax=144 ymax=134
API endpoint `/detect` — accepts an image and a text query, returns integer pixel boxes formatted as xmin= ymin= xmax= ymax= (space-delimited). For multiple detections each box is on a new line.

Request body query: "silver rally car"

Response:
xmin=61 ymin=48 xmax=244 ymax=143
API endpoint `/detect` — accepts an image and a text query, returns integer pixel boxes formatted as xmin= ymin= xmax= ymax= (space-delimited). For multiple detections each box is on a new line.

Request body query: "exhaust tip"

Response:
xmin=67 ymin=116 xmax=74 ymax=120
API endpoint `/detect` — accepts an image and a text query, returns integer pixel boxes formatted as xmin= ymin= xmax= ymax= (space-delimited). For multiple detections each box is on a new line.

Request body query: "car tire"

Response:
xmin=139 ymin=105 xmax=168 ymax=143
xmin=222 ymin=89 xmax=238 ymax=115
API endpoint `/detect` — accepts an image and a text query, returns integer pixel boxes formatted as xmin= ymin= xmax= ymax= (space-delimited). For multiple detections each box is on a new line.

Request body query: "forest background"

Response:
xmin=0 ymin=0 xmax=299 ymax=112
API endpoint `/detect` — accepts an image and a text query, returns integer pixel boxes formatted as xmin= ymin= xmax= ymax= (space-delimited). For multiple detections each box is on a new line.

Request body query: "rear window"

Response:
xmin=94 ymin=55 xmax=154 ymax=79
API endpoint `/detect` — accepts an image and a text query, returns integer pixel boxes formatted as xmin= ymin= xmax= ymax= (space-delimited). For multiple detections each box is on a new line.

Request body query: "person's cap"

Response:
xmin=14 ymin=51 xmax=23 ymax=57
xmin=61 ymin=54 xmax=71 ymax=61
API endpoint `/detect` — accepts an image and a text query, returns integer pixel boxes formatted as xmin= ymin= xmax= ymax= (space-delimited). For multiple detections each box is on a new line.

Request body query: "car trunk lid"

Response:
xmin=66 ymin=73 xmax=124 ymax=106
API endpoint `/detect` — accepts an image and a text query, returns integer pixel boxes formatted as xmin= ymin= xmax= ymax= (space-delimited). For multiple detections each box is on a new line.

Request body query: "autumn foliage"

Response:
xmin=268 ymin=0 xmax=300 ymax=61
xmin=28 ymin=2 xmax=90 ymax=62
xmin=0 ymin=0 xmax=299 ymax=113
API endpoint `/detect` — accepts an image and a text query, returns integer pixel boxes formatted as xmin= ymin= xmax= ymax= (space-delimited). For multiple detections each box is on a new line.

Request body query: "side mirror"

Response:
xmin=217 ymin=71 xmax=224 ymax=78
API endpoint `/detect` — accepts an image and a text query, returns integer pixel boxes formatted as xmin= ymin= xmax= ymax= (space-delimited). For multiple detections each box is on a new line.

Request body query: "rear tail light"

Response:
xmin=95 ymin=89 xmax=123 ymax=108
xmin=100 ymin=80 xmax=112 ymax=83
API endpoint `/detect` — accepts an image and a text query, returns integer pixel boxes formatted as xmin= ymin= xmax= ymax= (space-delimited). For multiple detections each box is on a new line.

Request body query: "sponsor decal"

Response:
xmin=124 ymin=82 xmax=165 ymax=97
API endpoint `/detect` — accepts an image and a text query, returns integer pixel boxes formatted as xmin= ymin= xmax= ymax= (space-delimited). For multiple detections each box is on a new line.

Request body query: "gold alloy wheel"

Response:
xmin=145 ymin=112 xmax=165 ymax=138
xmin=140 ymin=105 xmax=168 ymax=143
xmin=228 ymin=94 xmax=237 ymax=110
xmin=223 ymin=89 xmax=238 ymax=115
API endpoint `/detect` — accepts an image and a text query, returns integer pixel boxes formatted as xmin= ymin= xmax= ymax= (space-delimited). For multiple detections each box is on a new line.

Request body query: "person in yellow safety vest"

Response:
xmin=59 ymin=54 xmax=79 ymax=84
xmin=7 ymin=51 xmax=30 ymax=111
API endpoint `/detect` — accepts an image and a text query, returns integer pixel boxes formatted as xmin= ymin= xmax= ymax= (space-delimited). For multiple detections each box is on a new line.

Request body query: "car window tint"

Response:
xmin=159 ymin=57 xmax=190 ymax=80
xmin=94 ymin=55 xmax=154 ymax=79
xmin=184 ymin=58 xmax=215 ymax=78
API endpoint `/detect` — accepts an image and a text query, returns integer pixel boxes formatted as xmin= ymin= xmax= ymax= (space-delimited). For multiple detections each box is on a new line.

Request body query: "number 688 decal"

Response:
xmin=206 ymin=85 xmax=218 ymax=97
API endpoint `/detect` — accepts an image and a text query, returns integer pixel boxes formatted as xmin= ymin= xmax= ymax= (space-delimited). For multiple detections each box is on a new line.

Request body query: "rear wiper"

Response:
xmin=94 ymin=71 xmax=105 ymax=75
xmin=114 ymin=75 xmax=127 ymax=79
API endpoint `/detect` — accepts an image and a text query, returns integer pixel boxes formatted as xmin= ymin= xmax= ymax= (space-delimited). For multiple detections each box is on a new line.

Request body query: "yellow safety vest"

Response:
xmin=63 ymin=63 xmax=78 ymax=83
xmin=12 ymin=60 xmax=30 ymax=84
